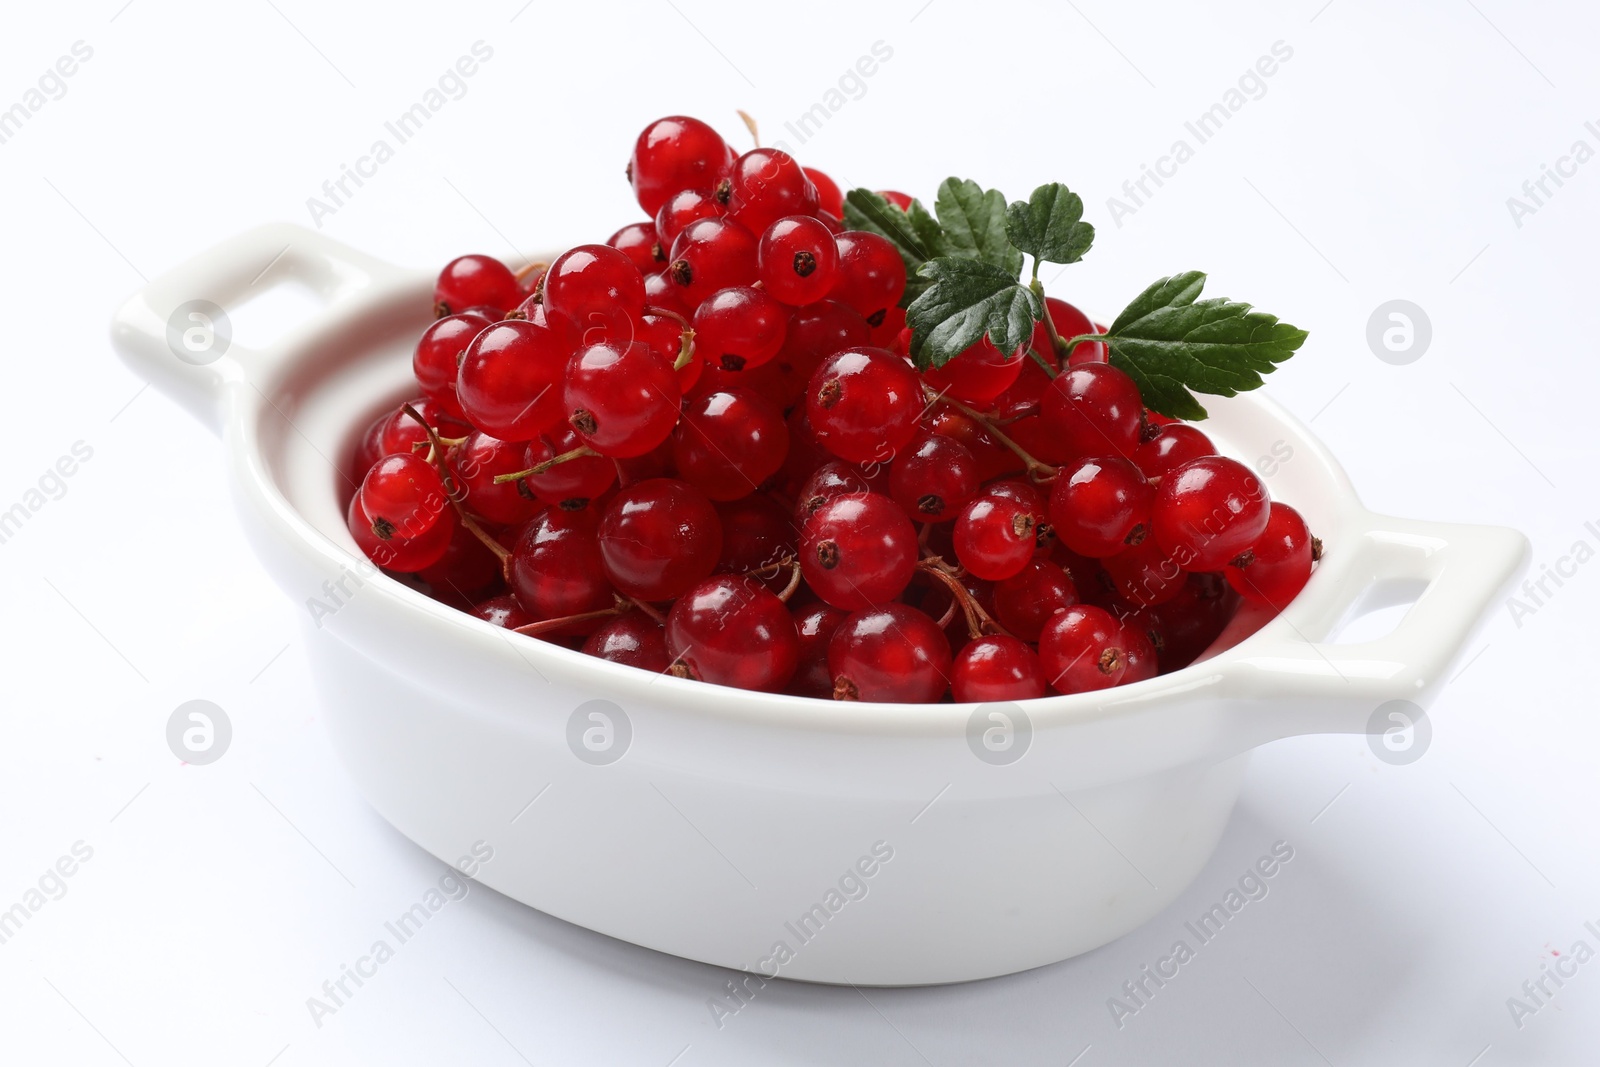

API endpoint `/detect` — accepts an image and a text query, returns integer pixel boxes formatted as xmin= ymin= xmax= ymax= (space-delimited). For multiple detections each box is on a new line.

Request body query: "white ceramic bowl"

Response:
xmin=112 ymin=224 xmax=1528 ymax=986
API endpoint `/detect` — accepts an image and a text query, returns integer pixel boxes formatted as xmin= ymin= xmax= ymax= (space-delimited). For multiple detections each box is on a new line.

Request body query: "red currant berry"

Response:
xmin=359 ymin=453 xmax=448 ymax=541
xmin=457 ymin=320 xmax=568 ymax=442
xmin=1049 ymin=456 xmax=1154 ymax=558
xmin=715 ymin=494 xmax=797 ymax=588
xmin=806 ymin=346 xmax=923 ymax=465
xmin=1150 ymin=456 xmax=1271 ymax=572
xmin=878 ymin=190 xmax=913 ymax=209
xmin=788 ymin=602 xmax=846 ymax=699
xmin=523 ymin=424 xmax=617 ymax=510
xmin=992 ymin=559 xmax=1077 ymax=641
xmin=655 ymin=188 xmax=723 ymax=246
xmin=1225 ymin=502 xmax=1316 ymax=607
xmin=1040 ymin=363 xmax=1144 ymax=461
xmin=583 ymin=611 xmax=671 ymax=673
xmin=1101 ymin=535 xmax=1188 ymax=609
xmin=723 ymin=148 xmax=819 ymax=235
xmin=378 ymin=398 xmax=470 ymax=459
xmin=803 ymin=167 xmax=844 ymax=216
xmin=1135 ymin=423 xmax=1215 ymax=482
xmin=666 ymin=575 xmax=801 ymax=692
xmin=447 ymin=431 xmax=543 ymax=526
xmin=953 ymin=480 xmax=1047 ymax=581
xmin=347 ymin=494 xmax=454 ymax=573
xmin=598 ymin=479 xmax=722 ymax=601
xmin=1038 ymin=605 xmax=1130 ymax=694
xmin=889 ymin=431 xmax=979 ymax=523
xmin=1120 ymin=621 xmax=1159 ymax=684
xmin=642 ymin=269 xmax=688 ymax=317
xmin=829 ymin=231 xmax=906 ymax=322
xmin=770 ymin=300 xmax=871 ymax=405
xmin=1030 ymin=296 xmax=1106 ymax=365
xmin=509 ymin=506 xmax=614 ymax=620
xmin=629 ymin=116 xmax=735 ymax=217
xmin=418 ymin=521 xmax=502 ymax=601
xmin=434 ymin=254 xmax=521 ymax=315
xmin=800 ymin=492 xmax=917 ymax=611
xmin=794 ymin=460 xmax=874 ymax=524
xmin=666 ymin=216 xmax=759 ymax=307
xmin=565 ymin=340 xmax=683 ymax=458
xmin=672 ymin=389 xmax=789 ymax=501
xmin=829 ymin=604 xmax=951 ymax=703
xmin=692 ymin=285 xmax=788 ymax=370
xmin=952 ymin=636 xmax=1047 ymax=702
xmin=542 ymin=244 xmax=647 ymax=338
xmin=473 ymin=594 xmax=533 ymax=631
xmin=758 ymin=216 xmax=840 ymax=306
xmin=922 ymin=338 xmax=1025 ymax=404
xmin=606 ymin=222 xmax=666 ymax=275
xmin=413 ymin=311 xmax=492 ymax=420
xmin=1139 ymin=573 xmax=1238 ymax=671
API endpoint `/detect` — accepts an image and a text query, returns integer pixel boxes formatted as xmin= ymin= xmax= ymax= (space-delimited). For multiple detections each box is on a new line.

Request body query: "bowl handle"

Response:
xmin=1218 ymin=509 xmax=1529 ymax=742
xmin=108 ymin=223 xmax=412 ymax=434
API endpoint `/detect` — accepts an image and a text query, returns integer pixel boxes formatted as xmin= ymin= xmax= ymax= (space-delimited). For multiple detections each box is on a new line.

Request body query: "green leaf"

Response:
xmin=934 ymin=178 xmax=1023 ymax=276
xmin=905 ymin=258 xmax=1043 ymax=370
xmin=842 ymin=188 xmax=945 ymax=304
xmin=1005 ymin=183 xmax=1094 ymax=267
xmin=1095 ymin=271 xmax=1309 ymax=420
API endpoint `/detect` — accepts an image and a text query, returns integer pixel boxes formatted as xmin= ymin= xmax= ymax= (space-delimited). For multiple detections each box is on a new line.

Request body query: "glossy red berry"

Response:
xmin=770 ymin=300 xmax=871 ymax=405
xmin=1151 ymin=456 xmax=1271 ymax=571
xmin=377 ymin=398 xmax=470 ymax=460
xmin=457 ymin=320 xmax=569 ymax=442
xmin=1135 ymin=423 xmax=1216 ymax=482
xmin=800 ymin=492 xmax=917 ymax=611
xmin=434 ymin=254 xmax=522 ymax=315
xmin=359 ymin=453 xmax=448 ymax=541
xmin=666 ymin=575 xmax=800 ymax=692
xmin=1038 ymin=605 xmax=1130 ymax=694
xmin=629 ymin=116 xmax=735 ymax=217
xmin=952 ymin=636 xmax=1047 ymax=702
xmin=413 ymin=311 xmax=492 ymax=420
xmin=672 ymin=389 xmax=789 ymax=501
xmin=509 ymin=507 xmax=614 ymax=620
xmin=1049 ymin=456 xmax=1154 ymax=558
xmin=655 ymin=188 xmax=723 ymax=246
xmin=715 ymin=494 xmax=797 ymax=587
xmin=667 ymin=216 xmax=760 ymax=307
xmin=598 ymin=479 xmax=722 ymax=601
xmin=788 ymin=602 xmax=846 ymax=699
xmin=473 ymin=594 xmax=533 ymax=631
xmin=1030 ymin=297 xmax=1106 ymax=366
xmin=723 ymin=148 xmax=819 ymax=235
xmin=347 ymin=494 xmax=454 ymax=573
xmin=878 ymin=190 xmax=913 ymax=209
xmin=1101 ymin=535 xmax=1188 ymax=608
xmin=1040 ymin=363 xmax=1145 ymax=461
xmin=542 ymin=244 xmax=646 ymax=340
xmin=417 ymin=521 xmax=502 ymax=601
xmin=692 ymin=286 xmax=787 ymax=370
xmin=1120 ymin=622 xmax=1160 ymax=684
xmin=829 ymin=231 xmax=906 ymax=323
xmin=889 ymin=431 xmax=979 ymax=523
xmin=565 ymin=340 xmax=683 ymax=458
xmin=805 ymin=346 xmax=923 ymax=465
xmin=448 ymin=431 xmax=543 ymax=526
xmin=758 ymin=216 xmax=840 ymax=306
xmin=794 ymin=461 xmax=874 ymax=524
xmin=1225 ymin=502 xmax=1316 ymax=607
xmin=606 ymin=222 xmax=665 ymax=275
xmin=953 ymin=480 xmax=1047 ymax=581
xmin=803 ymin=167 xmax=844 ymax=216
xmin=583 ymin=611 xmax=671 ymax=672
xmin=922 ymin=338 xmax=1026 ymax=404
xmin=829 ymin=604 xmax=951 ymax=703
xmin=992 ymin=559 xmax=1077 ymax=641
xmin=523 ymin=424 xmax=617 ymax=510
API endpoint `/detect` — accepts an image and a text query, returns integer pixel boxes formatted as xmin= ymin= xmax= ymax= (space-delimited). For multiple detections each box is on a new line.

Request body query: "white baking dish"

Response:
xmin=111 ymin=224 xmax=1528 ymax=985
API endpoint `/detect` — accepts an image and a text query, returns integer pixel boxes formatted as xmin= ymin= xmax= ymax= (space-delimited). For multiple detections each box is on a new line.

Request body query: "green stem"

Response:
xmin=492 ymin=445 xmax=598 ymax=483
xmin=1029 ymin=277 xmax=1070 ymax=361
xmin=1025 ymin=345 xmax=1058 ymax=379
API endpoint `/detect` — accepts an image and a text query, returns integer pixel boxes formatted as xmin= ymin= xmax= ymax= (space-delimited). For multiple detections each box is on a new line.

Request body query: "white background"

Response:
xmin=2 ymin=0 xmax=1597 ymax=1063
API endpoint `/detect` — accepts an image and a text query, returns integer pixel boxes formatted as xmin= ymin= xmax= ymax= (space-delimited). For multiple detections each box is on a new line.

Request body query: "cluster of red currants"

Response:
xmin=345 ymin=115 xmax=1320 ymax=704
